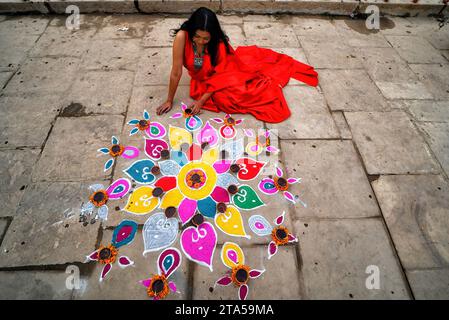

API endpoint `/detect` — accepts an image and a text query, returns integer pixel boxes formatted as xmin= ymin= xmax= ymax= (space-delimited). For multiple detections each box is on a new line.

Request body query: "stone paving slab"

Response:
xmin=372 ymin=175 xmax=449 ymax=270
xmin=0 ymin=270 xmax=73 ymax=299
xmin=222 ymin=24 xmax=247 ymax=48
xmin=28 ymin=25 xmax=96 ymax=58
xmin=393 ymin=100 xmax=449 ymax=122
xmin=0 ymin=34 xmax=43 ymax=70
xmin=193 ymin=244 xmax=302 ymax=299
xmin=0 ymin=15 xmax=49 ymax=35
xmin=0 ymin=181 xmax=101 ymax=268
xmin=0 ymin=218 xmax=8 ymax=241
xmin=417 ymin=122 xmax=449 ymax=177
xmin=409 ymin=63 xmax=449 ymax=100
xmin=295 ymin=218 xmax=410 ymax=299
xmin=3 ymin=56 xmax=81 ymax=95
xmin=331 ymin=111 xmax=352 ymax=140
xmin=319 ymin=69 xmax=389 ymax=112
xmin=0 ymin=149 xmax=40 ymax=218
xmin=406 ymin=269 xmax=449 ymax=300
xmin=135 ymin=47 xmax=191 ymax=86
xmin=243 ymin=21 xmax=300 ymax=48
xmin=299 ymin=36 xmax=362 ymax=69
xmin=74 ymin=229 xmax=189 ymax=299
xmin=280 ymin=140 xmax=380 ymax=219
xmin=63 ymin=70 xmax=135 ymax=115
xmin=386 ymin=35 xmax=447 ymax=64
xmin=0 ymin=94 xmax=61 ymax=148
xmin=345 ymin=111 xmax=440 ymax=175
xmin=0 ymin=71 xmax=12 ymax=88
xmin=290 ymin=16 xmax=340 ymax=40
xmin=32 ymin=115 xmax=124 ymax=182
xmin=81 ymin=38 xmax=142 ymax=71
xmin=142 ymin=17 xmax=185 ymax=47
xmin=93 ymin=14 xmax=154 ymax=40
xmin=266 ymin=86 xmax=340 ymax=139
xmin=356 ymin=47 xmax=433 ymax=100
xmin=333 ymin=19 xmax=391 ymax=48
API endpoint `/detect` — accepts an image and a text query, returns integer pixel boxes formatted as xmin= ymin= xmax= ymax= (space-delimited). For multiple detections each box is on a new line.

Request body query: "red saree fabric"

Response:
xmin=183 ymin=33 xmax=318 ymax=123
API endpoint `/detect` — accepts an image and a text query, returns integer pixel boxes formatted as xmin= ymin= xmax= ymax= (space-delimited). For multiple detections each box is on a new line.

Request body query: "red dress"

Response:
xmin=183 ymin=32 xmax=318 ymax=123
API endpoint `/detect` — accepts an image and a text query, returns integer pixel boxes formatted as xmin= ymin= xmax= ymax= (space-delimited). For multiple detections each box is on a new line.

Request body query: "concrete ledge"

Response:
xmin=138 ymin=0 xmax=220 ymax=14
xmin=0 ymin=0 xmax=447 ymax=15
xmin=47 ymin=0 xmax=137 ymax=13
xmin=0 ymin=0 xmax=49 ymax=13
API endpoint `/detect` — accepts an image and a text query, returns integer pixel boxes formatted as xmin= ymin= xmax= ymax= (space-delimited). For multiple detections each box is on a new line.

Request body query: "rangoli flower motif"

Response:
xmin=85 ymin=219 xmax=138 ymax=281
xmin=243 ymin=129 xmax=279 ymax=157
xmin=211 ymin=114 xmax=244 ymax=139
xmin=97 ymin=136 xmax=140 ymax=172
xmin=248 ymin=211 xmax=298 ymax=260
xmin=258 ymin=166 xmax=306 ymax=206
xmin=140 ymin=247 xmax=182 ymax=300
xmin=215 ymin=242 xmax=265 ymax=300
xmin=80 ymin=178 xmax=131 ymax=223
xmin=127 ymin=109 xmax=167 ymax=138
xmin=170 ymin=102 xmax=203 ymax=132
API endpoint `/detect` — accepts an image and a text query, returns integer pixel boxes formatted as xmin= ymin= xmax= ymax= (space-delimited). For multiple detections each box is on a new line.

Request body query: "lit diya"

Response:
xmin=127 ymin=109 xmax=166 ymax=138
xmin=248 ymin=211 xmax=298 ymax=260
xmin=140 ymin=248 xmax=182 ymax=300
xmin=85 ymin=220 xmax=138 ymax=281
xmin=215 ymin=242 xmax=264 ymax=300
xmin=258 ymin=166 xmax=306 ymax=206
xmin=97 ymin=136 xmax=139 ymax=172
xmin=211 ymin=114 xmax=244 ymax=139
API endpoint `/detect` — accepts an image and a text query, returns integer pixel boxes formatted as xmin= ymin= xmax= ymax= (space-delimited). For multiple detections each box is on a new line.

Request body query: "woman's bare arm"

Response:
xmin=156 ymin=30 xmax=186 ymax=115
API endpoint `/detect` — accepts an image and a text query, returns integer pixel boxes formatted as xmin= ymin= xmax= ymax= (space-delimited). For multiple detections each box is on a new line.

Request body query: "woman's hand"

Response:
xmin=187 ymin=100 xmax=203 ymax=116
xmin=156 ymin=100 xmax=173 ymax=115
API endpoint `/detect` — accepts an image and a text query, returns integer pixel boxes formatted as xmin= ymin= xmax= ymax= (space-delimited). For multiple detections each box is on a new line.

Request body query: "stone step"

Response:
xmin=0 ymin=0 xmax=447 ymax=16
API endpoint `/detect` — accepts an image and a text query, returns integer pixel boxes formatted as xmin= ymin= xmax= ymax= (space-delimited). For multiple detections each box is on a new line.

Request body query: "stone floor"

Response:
xmin=0 ymin=13 xmax=448 ymax=300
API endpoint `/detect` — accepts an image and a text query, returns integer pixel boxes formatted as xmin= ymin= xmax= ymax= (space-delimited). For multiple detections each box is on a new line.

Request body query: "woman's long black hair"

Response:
xmin=170 ymin=7 xmax=231 ymax=67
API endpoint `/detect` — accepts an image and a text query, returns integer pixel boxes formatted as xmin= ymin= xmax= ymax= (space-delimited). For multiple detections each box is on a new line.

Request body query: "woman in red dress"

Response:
xmin=156 ymin=7 xmax=318 ymax=124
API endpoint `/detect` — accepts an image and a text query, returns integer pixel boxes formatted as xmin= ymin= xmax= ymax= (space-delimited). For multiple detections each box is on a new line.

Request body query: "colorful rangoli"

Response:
xmin=80 ymin=102 xmax=305 ymax=300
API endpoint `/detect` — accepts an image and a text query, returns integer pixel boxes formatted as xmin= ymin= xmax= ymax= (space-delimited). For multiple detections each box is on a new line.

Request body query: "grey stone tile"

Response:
xmin=357 ymin=47 xmax=417 ymax=82
xmin=0 ymin=15 xmax=49 ymax=36
xmin=418 ymin=122 xmax=449 ymax=176
xmin=407 ymin=269 xmax=449 ymax=300
xmin=0 ymin=218 xmax=8 ymax=241
xmin=296 ymin=218 xmax=410 ymax=299
xmin=0 ymin=181 xmax=101 ymax=268
xmin=243 ymin=22 xmax=300 ymax=48
xmin=63 ymin=70 xmax=135 ymax=115
xmin=142 ymin=18 xmax=185 ymax=47
xmin=82 ymin=39 xmax=142 ymax=71
xmin=0 ymin=270 xmax=73 ymax=299
xmin=0 ymin=94 xmax=61 ymax=148
xmin=0 ymin=149 xmax=40 ymax=217
xmin=0 ymin=33 xmax=40 ymax=70
xmin=93 ymin=14 xmax=154 ymax=40
xmin=266 ymin=86 xmax=340 ymax=139
xmin=193 ymin=245 xmax=302 ymax=299
xmin=0 ymin=71 xmax=12 ymax=88
xmin=3 ymin=57 xmax=81 ymax=94
xmin=32 ymin=115 xmax=124 ymax=182
xmin=345 ymin=111 xmax=440 ymax=174
xmin=386 ymin=36 xmax=447 ymax=64
xmin=396 ymin=100 xmax=449 ymax=122
xmin=222 ymin=24 xmax=247 ymax=48
xmin=135 ymin=47 xmax=190 ymax=86
xmin=372 ymin=175 xmax=449 ymax=269
xmin=319 ymin=69 xmax=389 ymax=111
xmin=375 ymin=81 xmax=434 ymax=100
xmin=299 ymin=36 xmax=362 ymax=69
xmin=410 ymin=63 xmax=449 ymax=100
xmin=332 ymin=111 xmax=352 ymax=139
xmin=74 ymin=229 xmax=189 ymax=300
xmin=280 ymin=140 xmax=380 ymax=219
xmin=290 ymin=16 xmax=340 ymax=39
xmin=218 ymin=14 xmax=243 ymax=25
xmin=333 ymin=19 xmax=391 ymax=48
xmin=29 ymin=26 xmax=96 ymax=57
